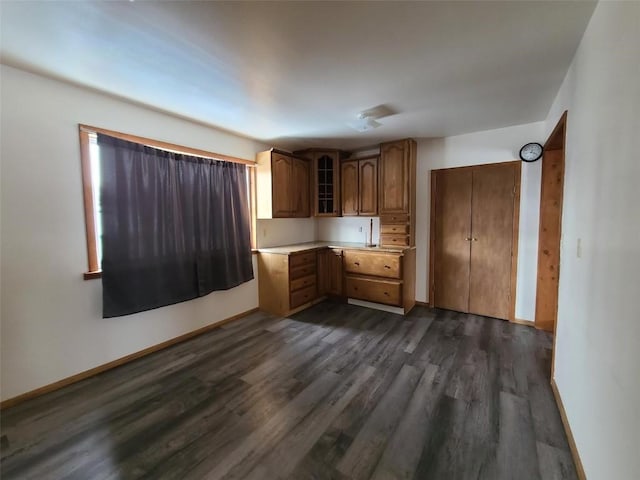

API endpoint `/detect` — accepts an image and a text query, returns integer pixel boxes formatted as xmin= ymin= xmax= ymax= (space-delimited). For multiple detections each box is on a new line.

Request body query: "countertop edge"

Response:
xmin=257 ymin=242 xmax=416 ymax=255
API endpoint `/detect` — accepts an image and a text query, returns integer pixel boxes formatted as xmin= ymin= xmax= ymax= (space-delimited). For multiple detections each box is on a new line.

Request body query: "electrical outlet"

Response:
xmin=577 ymin=238 xmax=582 ymax=258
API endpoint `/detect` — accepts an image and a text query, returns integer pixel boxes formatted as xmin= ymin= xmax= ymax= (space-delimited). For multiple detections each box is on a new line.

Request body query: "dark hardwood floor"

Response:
xmin=0 ymin=302 xmax=577 ymax=480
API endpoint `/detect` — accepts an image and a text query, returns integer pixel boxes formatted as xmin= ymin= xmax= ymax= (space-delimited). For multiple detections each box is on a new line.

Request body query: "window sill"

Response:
xmin=84 ymin=271 xmax=102 ymax=280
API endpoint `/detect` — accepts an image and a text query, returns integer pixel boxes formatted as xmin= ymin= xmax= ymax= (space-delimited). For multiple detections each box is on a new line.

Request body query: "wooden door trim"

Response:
xmin=510 ymin=161 xmax=522 ymax=321
xmin=428 ymin=170 xmax=437 ymax=305
xmin=536 ymin=111 xmax=567 ymax=333
xmin=544 ymin=111 xmax=568 ymax=151
xmin=428 ymin=161 xmax=521 ymax=321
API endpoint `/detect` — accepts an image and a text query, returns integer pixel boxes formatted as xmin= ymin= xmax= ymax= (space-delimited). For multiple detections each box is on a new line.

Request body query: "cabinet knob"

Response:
xmin=473 ymin=238 xmax=478 ymax=242
xmin=384 ymin=291 xmax=389 ymax=296
xmin=465 ymin=237 xmax=472 ymax=241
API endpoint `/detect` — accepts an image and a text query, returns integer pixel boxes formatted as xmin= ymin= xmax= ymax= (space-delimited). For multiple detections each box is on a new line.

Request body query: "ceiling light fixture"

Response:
xmin=347 ymin=104 xmax=397 ymax=132
xmin=348 ymin=113 xmax=382 ymax=132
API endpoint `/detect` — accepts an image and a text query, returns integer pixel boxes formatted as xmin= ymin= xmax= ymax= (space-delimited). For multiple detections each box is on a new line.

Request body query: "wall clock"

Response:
xmin=519 ymin=142 xmax=543 ymax=162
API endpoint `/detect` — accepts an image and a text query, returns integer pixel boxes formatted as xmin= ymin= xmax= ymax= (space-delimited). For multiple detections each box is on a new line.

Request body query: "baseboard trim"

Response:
xmin=0 ymin=307 xmax=259 ymax=410
xmin=550 ymin=378 xmax=587 ymax=480
xmin=348 ymin=298 xmax=407 ymax=315
xmin=510 ymin=317 xmax=536 ymax=327
xmin=415 ymin=301 xmax=430 ymax=308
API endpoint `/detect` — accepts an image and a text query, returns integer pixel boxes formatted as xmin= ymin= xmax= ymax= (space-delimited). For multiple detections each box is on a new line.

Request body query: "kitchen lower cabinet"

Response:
xmin=343 ymin=248 xmax=416 ymax=314
xmin=258 ymin=250 xmax=319 ymax=316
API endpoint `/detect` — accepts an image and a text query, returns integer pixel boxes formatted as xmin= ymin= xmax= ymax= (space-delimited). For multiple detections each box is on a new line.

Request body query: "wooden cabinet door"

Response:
xmin=272 ymin=153 xmax=292 ymax=217
xmin=328 ymin=249 xmax=343 ymax=296
xmin=433 ymin=168 xmax=472 ymax=313
xmin=379 ymin=140 xmax=409 ymax=214
xmin=341 ymin=160 xmax=359 ymax=216
xmin=314 ymin=153 xmax=340 ymax=216
xmin=317 ymin=249 xmax=329 ymax=296
xmin=291 ymin=157 xmax=310 ymax=217
xmin=469 ymin=164 xmax=517 ymax=320
xmin=358 ymin=157 xmax=378 ymax=216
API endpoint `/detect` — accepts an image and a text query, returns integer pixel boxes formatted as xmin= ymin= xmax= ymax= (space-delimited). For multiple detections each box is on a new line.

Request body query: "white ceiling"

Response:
xmin=0 ymin=1 xmax=596 ymax=150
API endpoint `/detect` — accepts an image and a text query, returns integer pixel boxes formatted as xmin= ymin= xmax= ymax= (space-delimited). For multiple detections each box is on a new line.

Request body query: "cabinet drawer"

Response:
xmin=380 ymin=214 xmax=409 ymax=224
xmin=343 ymin=251 xmax=401 ymax=279
xmin=290 ymin=274 xmax=316 ymax=292
xmin=290 ymin=251 xmax=316 ymax=268
xmin=290 ymin=263 xmax=317 ymax=280
xmin=381 ymin=224 xmax=409 ymax=235
xmin=345 ymin=276 xmax=402 ymax=306
xmin=380 ymin=234 xmax=410 ymax=247
xmin=290 ymin=285 xmax=317 ymax=308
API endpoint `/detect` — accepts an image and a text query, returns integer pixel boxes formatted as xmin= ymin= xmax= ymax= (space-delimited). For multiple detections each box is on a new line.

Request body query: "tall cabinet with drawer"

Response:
xmin=258 ymin=250 xmax=320 ymax=316
xmin=379 ymin=139 xmax=417 ymax=247
xmin=343 ymin=248 xmax=416 ymax=314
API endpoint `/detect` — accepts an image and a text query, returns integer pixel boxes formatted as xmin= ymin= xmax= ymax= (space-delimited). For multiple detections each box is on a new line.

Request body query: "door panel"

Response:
xmin=469 ymin=164 xmax=516 ymax=320
xmin=359 ymin=158 xmax=378 ymax=215
xmin=341 ymin=161 xmax=359 ymax=216
xmin=379 ymin=141 xmax=409 ymax=214
xmin=272 ymin=154 xmax=292 ymax=217
xmin=535 ymin=150 xmax=564 ymax=331
xmin=433 ymin=169 xmax=472 ymax=313
xmin=291 ymin=158 xmax=310 ymax=217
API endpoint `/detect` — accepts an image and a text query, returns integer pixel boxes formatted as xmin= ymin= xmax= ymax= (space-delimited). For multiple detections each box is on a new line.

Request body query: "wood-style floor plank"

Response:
xmin=0 ymin=303 xmax=578 ymax=480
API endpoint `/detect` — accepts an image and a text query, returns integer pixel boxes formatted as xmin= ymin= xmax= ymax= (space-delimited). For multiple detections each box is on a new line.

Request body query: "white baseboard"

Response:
xmin=348 ymin=298 xmax=406 ymax=315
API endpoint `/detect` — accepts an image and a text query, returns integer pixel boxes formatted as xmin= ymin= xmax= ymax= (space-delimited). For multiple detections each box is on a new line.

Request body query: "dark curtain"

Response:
xmin=98 ymin=134 xmax=254 ymax=318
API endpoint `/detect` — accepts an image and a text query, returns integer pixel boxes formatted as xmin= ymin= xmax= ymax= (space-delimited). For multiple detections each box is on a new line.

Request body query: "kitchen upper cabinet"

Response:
xmin=256 ymin=149 xmax=310 ymax=219
xmin=379 ymin=139 xmax=416 ymax=247
xmin=271 ymin=153 xmax=293 ymax=217
xmin=379 ymin=139 xmax=413 ymax=214
xmin=341 ymin=160 xmax=359 ymax=216
xmin=291 ymin=157 xmax=310 ymax=217
xmin=341 ymin=156 xmax=378 ymax=216
xmin=294 ymin=149 xmax=347 ymax=217
xmin=359 ymin=157 xmax=378 ymax=216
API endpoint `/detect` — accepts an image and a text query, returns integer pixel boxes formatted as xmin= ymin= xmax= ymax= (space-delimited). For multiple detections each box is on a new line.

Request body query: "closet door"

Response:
xmin=469 ymin=164 xmax=517 ymax=319
xmin=433 ymin=169 xmax=472 ymax=312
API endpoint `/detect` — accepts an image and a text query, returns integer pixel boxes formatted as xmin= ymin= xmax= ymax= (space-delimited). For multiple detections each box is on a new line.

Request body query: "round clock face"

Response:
xmin=519 ymin=142 xmax=543 ymax=162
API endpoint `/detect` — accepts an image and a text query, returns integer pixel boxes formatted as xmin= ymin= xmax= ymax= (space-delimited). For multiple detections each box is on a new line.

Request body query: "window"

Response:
xmin=79 ymin=125 xmax=257 ymax=280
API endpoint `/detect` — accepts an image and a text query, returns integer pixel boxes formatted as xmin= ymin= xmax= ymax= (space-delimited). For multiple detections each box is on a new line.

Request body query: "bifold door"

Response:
xmin=432 ymin=162 xmax=519 ymax=320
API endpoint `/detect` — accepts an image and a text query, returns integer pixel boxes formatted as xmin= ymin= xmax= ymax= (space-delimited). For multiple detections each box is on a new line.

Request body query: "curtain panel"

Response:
xmin=98 ymin=134 xmax=254 ymax=318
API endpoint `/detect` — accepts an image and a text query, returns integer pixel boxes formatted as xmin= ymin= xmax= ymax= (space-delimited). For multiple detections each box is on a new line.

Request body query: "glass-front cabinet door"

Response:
xmin=316 ymin=153 xmax=337 ymax=215
xmin=295 ymin=149 xmax=346 ymax=217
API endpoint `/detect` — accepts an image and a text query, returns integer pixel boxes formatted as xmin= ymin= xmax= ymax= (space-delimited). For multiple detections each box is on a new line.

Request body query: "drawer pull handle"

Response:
xmin=354 ymin=262 xmax=360 ymax=266
xmin=384 ymin=291 xmax=389 ymax=295
xmin=384 ymin=265 xmax=391 ymax=269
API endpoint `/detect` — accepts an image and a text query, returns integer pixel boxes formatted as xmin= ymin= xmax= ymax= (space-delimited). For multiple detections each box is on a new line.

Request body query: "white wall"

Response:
xmin=257 ymin=218 xmax=316 ymax=248
xmin=544 ymin=3 xmax=640 ymax=479
xmin=317 ymin=217 xmax=381 ymax=244
xmin=0 ymin=66 xmax=266 ymax=401
xmin=418 ymin=122 xmax=546 ymax=318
